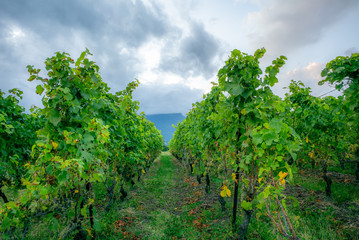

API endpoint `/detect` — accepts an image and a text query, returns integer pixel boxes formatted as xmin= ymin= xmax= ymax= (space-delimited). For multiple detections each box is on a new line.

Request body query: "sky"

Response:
xmin=0 ymin=0 xmax=358 ymax=115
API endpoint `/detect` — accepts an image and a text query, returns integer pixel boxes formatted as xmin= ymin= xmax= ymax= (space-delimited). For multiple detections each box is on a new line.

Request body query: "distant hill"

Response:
xmin=146 ymin=113 xmax=185 ymax=145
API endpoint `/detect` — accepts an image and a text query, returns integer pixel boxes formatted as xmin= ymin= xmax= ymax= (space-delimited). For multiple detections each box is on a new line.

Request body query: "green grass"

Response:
xmin=95 ymin=154 xmax=180 ymax=239
xmin=288 ymin=172 xmax=359 ymax=240
xmin=293 ymin=172 xmax=359 ymax=204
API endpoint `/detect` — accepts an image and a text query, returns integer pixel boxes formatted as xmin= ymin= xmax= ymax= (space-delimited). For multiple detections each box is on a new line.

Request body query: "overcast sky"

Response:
xmin=1 ymin=0 xmax=358 ymax=114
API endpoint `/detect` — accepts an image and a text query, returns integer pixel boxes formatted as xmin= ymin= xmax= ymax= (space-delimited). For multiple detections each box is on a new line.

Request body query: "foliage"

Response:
xmin=0 ymin=50 xmax=163 ymax=239
xmin=170 ymin=48 xmax=301 ymax=239
xmin=284 ymin=80 xmax=351 ymax=196
xmin=0 ymin=89 xmax=41 ymax=203
xmin=320 ymin=53 xmax=359 ymax=180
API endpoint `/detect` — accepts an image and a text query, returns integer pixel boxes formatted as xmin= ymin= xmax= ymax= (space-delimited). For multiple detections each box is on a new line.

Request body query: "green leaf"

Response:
xmin=80 ymin=151 xmax=94 ymax=162
xmin=242 ymin=88 xmax=253 ymax=99
xmin=263 ymin=185 xmax=271 ymax=199
xmin=334 ymin=66 xmax=345 ymax=73
xmin=285 ymin=162 xmax=293 ymax=180
xmin=239 ymin=161 xmax=249 ymax=172
xmin=224 ymin=82 xmax=244 ymax=97
xmin=257 ymin=147 xmax=264 ymax=157
xmin=40 ymin=187 xmax=48 ymax=196
xmin=5 ymin=201 xmax=17 ymax=209
xmin=75 ymin=51 xmax=87 ymax=67
xmin=290 ymin=152 xmax=297 ymax=161
xmin=263 ymin=131 xmax=277 ymax=145
xmin=48 ymin=110 xmax=62 ymax=126
xmin=269 ymin=118 xmax=282 ymax=132
xmin=58 ymin=170 xmax=69 ymax=184
xmin=20 ymin=194 xmax=29 ymax=204
xmin=1 ymin=216 xmax=10 ymax=230
xmin=62 ymin=87 xmax=71 ymax=94
xmin=28 ymin=75 xmax=36 ymax=82
xmin=258 ymin=167 xmax=265 ymax=176
xmin=93 ymin=173 xmax=103 ymax=182
xmin=83 ymin=133 xmax=94 ymax=143
xmin=36 ymin=85 xmax=45 ymax=95
xmin=91 ymin=74 xmax=99 ymax=84
xmin=241 ymin=200 xmax=253 ymax=210
xmin=321 ymin=68 xmax=329 ymax=77
xmin=81 ymin=207 xmax=88 ymax=218
xmin=82 ymin=91 xmax=90 ymax=100
xmin=252 ymin=132 xmax=263 ymax=145
xmin=64 ymin=93 xmax=73 ymax=101
xmin=256 ymin=201 xmax=265 ymax=210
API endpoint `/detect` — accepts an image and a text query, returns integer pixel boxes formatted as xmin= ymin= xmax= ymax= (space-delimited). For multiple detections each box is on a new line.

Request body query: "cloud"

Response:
xmin=0 ymin=0 xmax=224 ymax=114
xmin=133 ymin=82 xmax=203 ymax=114
xmin=0 ymin=0 xmax=172 ymax=72
xmin=247 ymin=0 xmax=358 ymax=54
xmin=0 ymin=0 xmax=170 ymax=110
xmin=274 ymin=61 xmax=341 ymax=98
xmin=345 ymin=47 xmax=359 ymax=56
xmin=159 ymin=21 xmax=223 ymax=79
xmin=0 ymin=0 xmax=170 ymax=48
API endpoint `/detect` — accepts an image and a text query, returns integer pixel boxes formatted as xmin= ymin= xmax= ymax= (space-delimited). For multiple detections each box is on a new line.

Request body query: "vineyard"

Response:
xmin=169 ymin=49 xmax=359 ymax=239
xmin=0 ymin=50 xmax=163 ymax=239
xmin=0 ymin=48 xmax=358 ymax=239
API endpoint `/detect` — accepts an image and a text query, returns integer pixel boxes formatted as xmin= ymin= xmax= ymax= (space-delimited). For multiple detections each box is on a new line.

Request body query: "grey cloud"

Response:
xmin=159 ymin=21 xmax=222 ymax=79
xmin=98 ymin=51 xmax=138 ymax=92
xmin=0 ymin=0 xmax=169 ymax=48
xmin=0 ymin=0 xmax=175 ymax=113
xmin=0 ymin=0 xmax=102 ymax=40
xmin=133 ymin=83 xmax=203 ymax=115
xmin=0 ymin=1 xmax=225 ymax=114
xmin=345 ymin=47 xmax=359 ymax=56
xmin=248 ymin=0 xmax=358 ymax=54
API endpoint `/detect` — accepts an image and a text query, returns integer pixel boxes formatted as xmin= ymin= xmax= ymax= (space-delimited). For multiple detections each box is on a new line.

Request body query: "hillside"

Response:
xmin=146 ymin=113 xmax=185 ymax=145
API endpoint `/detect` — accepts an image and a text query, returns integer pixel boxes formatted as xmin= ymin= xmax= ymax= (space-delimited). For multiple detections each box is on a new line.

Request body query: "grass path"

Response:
xmin=118 ymin=152 xmax=182 ymax=238
xmin=112 ymin=152 xmax=232 ymax=240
